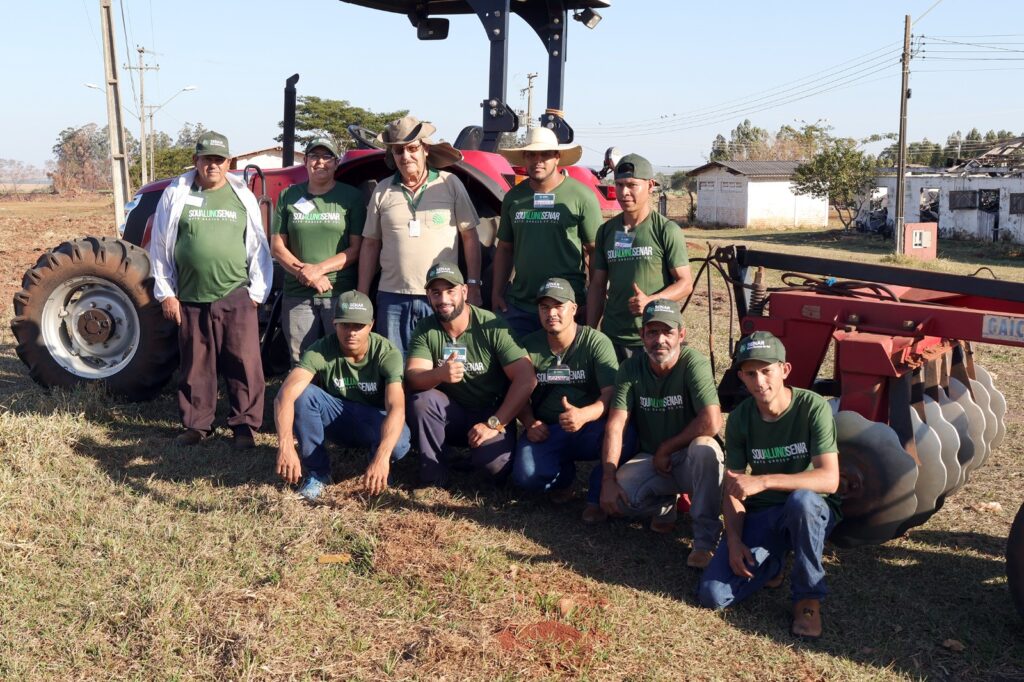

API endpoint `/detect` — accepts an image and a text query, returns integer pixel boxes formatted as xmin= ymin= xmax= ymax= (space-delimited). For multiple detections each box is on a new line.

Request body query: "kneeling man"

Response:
xmin=275 ymin=291 xmax=411 ymax=500
xmin=597 ymin=299 xmax=724 ymax=569
xmin=697 ymin=332 xmax=840 ymax=640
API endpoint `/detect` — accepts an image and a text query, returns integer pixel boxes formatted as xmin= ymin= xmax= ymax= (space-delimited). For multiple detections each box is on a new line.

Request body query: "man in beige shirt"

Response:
xmin=357 ymin=116 xmax=483 ymax=355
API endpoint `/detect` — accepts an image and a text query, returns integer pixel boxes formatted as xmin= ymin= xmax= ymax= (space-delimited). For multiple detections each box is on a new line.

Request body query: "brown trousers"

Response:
xmin=177 ymin=286 xmax=265 ymax=434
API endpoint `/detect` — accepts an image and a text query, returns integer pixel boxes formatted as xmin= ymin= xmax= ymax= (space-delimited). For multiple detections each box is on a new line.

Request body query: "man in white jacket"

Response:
xmin=148 ymin=131 xmax=273 ymax=449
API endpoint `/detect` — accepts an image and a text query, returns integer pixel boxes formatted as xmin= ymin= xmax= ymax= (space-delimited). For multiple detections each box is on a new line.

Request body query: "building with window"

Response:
xmin=686 ymin=160 xmax=828 ymax=228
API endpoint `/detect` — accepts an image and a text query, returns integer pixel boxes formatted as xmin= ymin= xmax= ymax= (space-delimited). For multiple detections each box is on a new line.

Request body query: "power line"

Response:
xmin=575 ymin=42 xmax=901 ymax=132
xmin=911 ymin=0 xmax=945 ymax=26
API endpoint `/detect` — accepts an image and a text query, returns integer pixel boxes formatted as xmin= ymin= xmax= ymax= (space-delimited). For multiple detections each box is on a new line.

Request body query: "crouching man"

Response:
xmin=274 ymin=291 xmax=411 ymax=501
xmin=595 ymin=299 xmax=724 ymax=569
xmin=697 ymin=332 xmax=840 ymax=640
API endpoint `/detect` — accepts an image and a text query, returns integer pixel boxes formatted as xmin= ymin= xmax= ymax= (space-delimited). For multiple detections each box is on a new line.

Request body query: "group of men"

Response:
xmin=147 ymin=118 xmax=841 ymax=638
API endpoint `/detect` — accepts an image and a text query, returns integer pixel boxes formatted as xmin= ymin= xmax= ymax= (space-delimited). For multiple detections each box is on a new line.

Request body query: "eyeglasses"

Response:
xmin=307 ymin=153 xmax=337 ymax=163
xmin=392 ymin=142 xmax=423 ymax=157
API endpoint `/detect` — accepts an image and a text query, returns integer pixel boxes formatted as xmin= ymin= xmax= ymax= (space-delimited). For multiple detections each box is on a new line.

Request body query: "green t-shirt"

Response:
xmin=298 ymin=332 xmax=403 ymax=410
xmin=592 ymin=211 xmax=690 ymax=346
xmin=612 ymin=346 xmax=720 ymax=454
xmin=725 ymin=387 xmax=841 ymax=518
xmin=273 ymin=181 xmax=366 ymax=298
xmin=521 ymin=325 xmax=619 ymax=424
xmin=174 ymin=183 xmax=248 ymax=303
xmin=408 ymin=305 xmax=528 ymax=409
xmin=496 ymin=176 xmax=602 ymax=311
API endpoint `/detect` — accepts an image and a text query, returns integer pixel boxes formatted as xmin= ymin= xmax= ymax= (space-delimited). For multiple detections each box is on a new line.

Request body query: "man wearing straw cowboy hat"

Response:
xmin=357 ymin=115 xmax=484 ymax=356
xmin=492 ymin=127 xmax=603 ymax=339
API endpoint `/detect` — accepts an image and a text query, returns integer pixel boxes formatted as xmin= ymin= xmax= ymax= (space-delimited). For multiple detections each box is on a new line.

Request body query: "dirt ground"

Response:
xmin=2 ymin=193 xmax=1023 ymax=680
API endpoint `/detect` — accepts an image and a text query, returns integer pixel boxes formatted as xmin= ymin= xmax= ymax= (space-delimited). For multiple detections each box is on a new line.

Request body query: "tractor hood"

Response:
xmin=341 ymin=0 xmax=609 ymax=14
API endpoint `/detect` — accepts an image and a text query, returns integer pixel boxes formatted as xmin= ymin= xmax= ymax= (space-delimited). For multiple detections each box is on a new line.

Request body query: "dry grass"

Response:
xmin=1 ymin=195 xmax=1023 ymax=680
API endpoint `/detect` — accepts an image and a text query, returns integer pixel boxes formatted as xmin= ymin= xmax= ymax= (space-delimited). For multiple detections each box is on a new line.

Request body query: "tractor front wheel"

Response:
xmin=10 ymin=236 xmax=177 ymax=401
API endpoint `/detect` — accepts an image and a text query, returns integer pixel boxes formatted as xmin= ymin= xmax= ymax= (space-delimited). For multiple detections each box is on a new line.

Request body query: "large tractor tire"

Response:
xmin=1009 ymin=501 xmax=1024 ymax=620
xmin=10 ymin=236 xmax=177 ymax=401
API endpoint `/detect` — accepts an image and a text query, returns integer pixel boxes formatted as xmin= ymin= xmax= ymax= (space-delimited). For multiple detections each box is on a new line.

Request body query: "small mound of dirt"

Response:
xmin=496 ymin=620 xmax=586 ymax=652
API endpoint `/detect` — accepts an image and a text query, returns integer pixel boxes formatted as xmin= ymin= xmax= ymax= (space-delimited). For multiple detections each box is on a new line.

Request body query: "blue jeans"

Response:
xmin=375 ymin=291 xmax=433 ymax=357
xmin=293 ymin=384 xmax=411 ymax=478
xmin=282 ymin=295 xmax=337 ymax=366
xmin=697 ymin=489 xmax=838 ymax=609
xmin=512 ymin=419 xmax=606 ymax=493
xmin=584 ymin=424 xmax=639 ymax=505
xmin=498 ymin=302 xmax=542 ymax=340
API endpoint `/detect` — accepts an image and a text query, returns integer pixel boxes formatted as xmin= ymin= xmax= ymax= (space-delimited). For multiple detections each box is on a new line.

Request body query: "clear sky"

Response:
xmin=6 ymin=0 xmax=1024 ymax=171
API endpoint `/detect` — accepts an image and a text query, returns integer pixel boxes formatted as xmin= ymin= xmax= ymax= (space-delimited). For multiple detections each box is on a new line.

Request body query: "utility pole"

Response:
xmin=125 ymin=46 xmax=158 ymax=185
xmin=98 ymin=0 xmax=131 ymax=227
xmin=520 ymin=72 xmax=538 ymax=131
xmin=894 ymin=14 xmax=911 ymax=255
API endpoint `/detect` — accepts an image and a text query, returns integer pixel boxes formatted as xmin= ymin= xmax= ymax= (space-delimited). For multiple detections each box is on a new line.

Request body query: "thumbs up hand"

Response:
xmin=628 ymin=282 xmax=650 ymax=315
xmin=557 ymin=395 xmax=586 ymax=433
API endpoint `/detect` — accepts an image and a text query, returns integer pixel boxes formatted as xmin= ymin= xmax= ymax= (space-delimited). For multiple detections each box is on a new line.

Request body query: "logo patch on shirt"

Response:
xmin=537 ymin=368 xmax=586 ymax=384
xmin=514 ymin=209 xmax=562 ymax=222
xmin=187 ymin=208 xmax=238 ymax=221
xmin=293 ymin=211 xmax=341 ymax=223
xmin=607 ymin=245 xmax=654 ymax=260
xmin=639 ymin=394 xmax=684 ymax=410
xmin=333 ymin=376 xmax=380 ymax=394
xmin=750 ymin=441 xmax=809 ymax=463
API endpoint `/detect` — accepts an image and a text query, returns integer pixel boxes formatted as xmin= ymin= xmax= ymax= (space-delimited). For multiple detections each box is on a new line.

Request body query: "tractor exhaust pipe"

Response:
xmin=282 ymin=73 xmax=300 ymax=167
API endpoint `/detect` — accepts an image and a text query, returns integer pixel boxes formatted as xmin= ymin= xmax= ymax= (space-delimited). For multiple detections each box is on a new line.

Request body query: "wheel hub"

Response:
xmin=76 ymin=308 xmax=115 ymax=344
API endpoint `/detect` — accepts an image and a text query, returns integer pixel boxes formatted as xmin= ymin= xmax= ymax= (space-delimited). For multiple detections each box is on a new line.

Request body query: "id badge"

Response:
xmin=408 ymin=219 xmax=421 ymax=237
xmin=545 ymin=364 xmax=571 ymax=384
xmin=293 ymin=197 xmax=314 ymax=215
xmin=614 ymin=230 xmax=634 ymax=250
xmin=533 ymin=193 xmax=555 ymax=208
xmin=184 ymin=195 xmax=204 ymax=208
xmin=441 ymin=344 xmax=467 ymax=364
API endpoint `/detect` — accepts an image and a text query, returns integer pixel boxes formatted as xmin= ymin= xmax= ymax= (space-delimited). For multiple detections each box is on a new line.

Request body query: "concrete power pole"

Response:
xmin=894 ymin=15 xmax=911 ymax=255
xmin=98 ymin=0 xmax=131 ymax=227
xmin=520 ymin=72 xmax=538 ymax=131
xmin=125 ymin=46 xmax=158 ymax=185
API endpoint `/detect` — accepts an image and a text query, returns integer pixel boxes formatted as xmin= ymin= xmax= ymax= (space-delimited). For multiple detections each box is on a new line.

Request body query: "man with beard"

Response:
xmin=357 ymin=116 xmax=483 ymax=356
xmin=272 ymin=137 xmax=365 ymax=364
xmin=511 ymin=277 xmax=625 ymax=503
xmin=406 ymin=261 xmax=536 ymax=487
xmin=593 ymin=299 xmax=724 ymax=569
xmin=698 ymin=332 xmax=840 ymax=640
xmin=149 ymin=131 xmax=273 ymax=449
xmin=273 ymin=290 xmax=411 ymax=501
xmin=492 ymin=128 xmax=603 ymax=339
xmin=587 ymin=154 xmax=693 ymax=360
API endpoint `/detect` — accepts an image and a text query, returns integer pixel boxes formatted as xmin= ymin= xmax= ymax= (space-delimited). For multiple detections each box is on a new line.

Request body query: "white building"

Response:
xmin=870 ymin=172 xmax=1024 ymax=243
xmin=229 ymin=146 xmax=304 ymax=170
xmin=687 ymin=160 xmax=829 ymax=229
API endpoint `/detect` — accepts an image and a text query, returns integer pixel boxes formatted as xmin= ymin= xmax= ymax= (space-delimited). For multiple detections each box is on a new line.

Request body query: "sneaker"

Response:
xmin=548 ymin=487 xmax=575 ymax=504
xmin=232 ymin=428 xmax=256 ymax=451
xmin=791 ymin=598 xmax=823 ymax=639
xmin=581 ymin=503 xmax=607 ymax=524
xmin=174 ymin=428 xmax=207 ymax=446
xmin=650 ymin=517 xmax=677 ymax=534
xmin=686 ymin=549 xmax=714 ymax=569
xmin=296 ymin=473 xmax=331 ymax=502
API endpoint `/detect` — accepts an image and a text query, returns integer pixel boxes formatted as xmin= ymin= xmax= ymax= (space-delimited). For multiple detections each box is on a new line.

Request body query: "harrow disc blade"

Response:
xmin=969 ymin=378 xmax=998 ymax=467
xmin=935 ymin=386 xmax=977 ymax=491
xmin=831 ymin=410 xmax=919 ymax=547
xmin=922 ymin=394 xmax=962 ymax=499
xmin=947 ymin=378 xmax=988 ymax=480
xmin=898 ymin=408 xmax=947 ymax=533
xmin=974 ymin=365 xmax=1007 ymax=450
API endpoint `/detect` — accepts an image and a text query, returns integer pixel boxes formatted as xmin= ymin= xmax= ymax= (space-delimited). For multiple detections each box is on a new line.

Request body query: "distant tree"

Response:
xmin=51 ymin=124 xmax=111 ymax=193
xmin=276 ymin=96 xmax=409 ymax=153
xmin=175 ymin=122 xmax=209 ymax=149
xmin=792 ymin=138 xmax=876 ymax=231
xmin=669 ymin=170 xmax=689 ymax=191
xmin=727 ymin=119 xmax=771 ymax=160
xmin=709 ymin=134 xmax=729 ymax=161
xmin=0 ymin=159 xmax=40 ymax=196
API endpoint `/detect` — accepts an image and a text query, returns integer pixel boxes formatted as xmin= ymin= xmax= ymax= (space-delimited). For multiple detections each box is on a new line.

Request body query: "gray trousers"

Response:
xmin=282 ymin=295 xmax=338 ymax=366
xmin=615 ymin=436 xmax=724 ymax=550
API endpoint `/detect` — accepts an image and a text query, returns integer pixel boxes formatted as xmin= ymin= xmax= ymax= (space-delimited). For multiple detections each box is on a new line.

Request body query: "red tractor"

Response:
xmin=9 ymin=0 xmax=1024 ymax=618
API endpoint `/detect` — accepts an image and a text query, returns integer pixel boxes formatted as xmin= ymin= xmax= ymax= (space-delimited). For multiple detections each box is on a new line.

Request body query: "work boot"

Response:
xmin=232 ymin=427 xmax=256 ymax=451
xmin=581 ymin=503 xmax=607 ymax=524
xmin=174 ymin=428 xmax=207 ymax=446
xmin=791 ymin=598 xmax=823 ymax=639
xmin=686 ymin=548 xmax=714 ymax=569
xmin=650 ymin=517 xmax=677 ymax=534
xmin=548 ymin=487 xmax=574 ymax=504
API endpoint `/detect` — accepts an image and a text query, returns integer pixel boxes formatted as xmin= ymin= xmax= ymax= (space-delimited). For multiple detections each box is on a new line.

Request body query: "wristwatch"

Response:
xmin=467 ymin=278 xmax=482 ymax=286
xmin=487 ymin=415 xmax=505 ymax=433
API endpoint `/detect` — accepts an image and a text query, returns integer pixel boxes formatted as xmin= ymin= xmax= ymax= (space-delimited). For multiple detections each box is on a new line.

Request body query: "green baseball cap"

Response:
xmin=642 ymin=299 xmax=683 ymax=329
xmin=333 ymin=290 xmax=374 ymax=325
xmin=734 ymin=331 xmax=786 ymax=368
xmin=536 ymin=277 xmax=575 ymax=303
xmin=305 ymin=137 xmax=340 ymax=157
xmin=195 ymin=131 xmax=231 ymax=158
xmin=424 ymin=260 xmax=465 ymax=288
xmin=614 ymin=153 xmax=655 ymax=181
